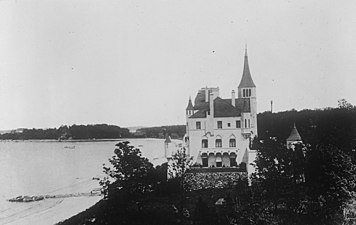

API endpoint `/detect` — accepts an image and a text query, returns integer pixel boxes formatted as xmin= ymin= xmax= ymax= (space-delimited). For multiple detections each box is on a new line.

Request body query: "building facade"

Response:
xmin=183 ymin=49 xmax=257 ymax=170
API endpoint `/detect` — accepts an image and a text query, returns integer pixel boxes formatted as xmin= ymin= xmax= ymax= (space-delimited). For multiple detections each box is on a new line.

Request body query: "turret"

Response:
xmin=186 ymin=97 xmax=194 ymax=117
xmin=164 ymin=135 xmax=172 ymax=158
xmin=287 ymin=123 xmax=302 ymax=149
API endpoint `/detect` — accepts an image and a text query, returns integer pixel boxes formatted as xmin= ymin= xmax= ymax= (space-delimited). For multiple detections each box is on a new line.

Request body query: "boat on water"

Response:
xmin=64 ymin=146 xmax=75 ymax=149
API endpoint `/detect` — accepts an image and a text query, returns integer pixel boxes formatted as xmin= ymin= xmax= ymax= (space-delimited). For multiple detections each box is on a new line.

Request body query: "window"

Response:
xmin=196 ymin=121 xmax=201 ymax=129
xmin=243 ymin=89 xmax=251 ymax=97
xmin=236 ymin=120 xmax=241 ymax=128
xmin=227 ymin=123 xmax=231 ymax=127
xmin=215 ymin=139 xmax=222 ymax=148
xmin=229 ymin=138 xmax=236 ymax=147
xmin=216 ymin=159 xmax=222 ymax=167
xmin=202 ymin=139 xmax=208 ymax=148
xmin=217 ymin=121 xmax=222 ymax=129
xmin=216 ymin=154 xmax=222 ymax=167
xmin=245 ymin=119 xmax=247 ymax=128
xmin=248 ymin=119 xmax=251 ymax=128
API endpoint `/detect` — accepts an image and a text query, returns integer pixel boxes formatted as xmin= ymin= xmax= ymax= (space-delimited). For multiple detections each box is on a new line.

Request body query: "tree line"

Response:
xmin=135 ymin=125 xmax=186 ymax=139
xmin=0 ymin=124 xmax=131 ymax=140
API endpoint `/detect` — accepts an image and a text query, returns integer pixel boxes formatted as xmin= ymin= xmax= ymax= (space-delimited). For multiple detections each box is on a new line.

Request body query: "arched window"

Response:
xmin=216 ymin=153 xmax=222 ymax=167
xmin=215 ymin=136 xmax=222 ymax=148
xmin=229 ymin=138 xmax=236 ymax=147
xmin=201 ymin=136 xmax=208 ymax=148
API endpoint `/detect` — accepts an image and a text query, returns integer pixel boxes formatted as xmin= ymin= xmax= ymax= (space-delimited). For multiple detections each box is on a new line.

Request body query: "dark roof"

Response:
xmin=189 ymin=97 xmax=250 ymax=119
xmin=222 ymin=98 xmax=251 ymax=113
xmin=238 ymin=50 xmax=256 ymax=88
xmin=287 ymin=124 xmax=302 ymax=141
xmin=164 ymin=135 xmax=171 ymax=143
xmin=190 ymin=110 xmax=207 ymax=118
xmin=214 ymin=97 xmax=240 ymax=117
xmin=194 ymin=90 xmax=207 ymax=110
xmin=186 ymin=98 xmax=194 ymax=110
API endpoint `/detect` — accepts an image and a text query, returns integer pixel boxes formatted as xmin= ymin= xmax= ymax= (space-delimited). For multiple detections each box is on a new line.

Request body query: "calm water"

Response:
xmin=0 ymin=138 xmax=171 ymax=224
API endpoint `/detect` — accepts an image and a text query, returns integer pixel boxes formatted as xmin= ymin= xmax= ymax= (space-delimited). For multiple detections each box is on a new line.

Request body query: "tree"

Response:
xmin=250 ymin=138 xmax=308 ymax=224
xmin=338 ymin=99 xmax=354 ymax=110
xmin=169 ymin=147 xmax=192 ymax=178
xmin=251 ymin=137 xmax=356 ymax=224
xmin=304 ymin=145 xmax=356 ymax=224
xmin=100 ymin=141 xmax=155 ymax=201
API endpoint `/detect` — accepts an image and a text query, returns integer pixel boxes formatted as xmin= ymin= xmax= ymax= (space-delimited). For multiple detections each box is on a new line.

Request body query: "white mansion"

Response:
xmin=183 ymin=49 xmax=257 ymax=170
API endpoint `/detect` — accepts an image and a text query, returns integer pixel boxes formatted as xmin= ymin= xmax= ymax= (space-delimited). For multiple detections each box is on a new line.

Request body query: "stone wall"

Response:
xmin=184 ymin=170 xmax=248 ymax=190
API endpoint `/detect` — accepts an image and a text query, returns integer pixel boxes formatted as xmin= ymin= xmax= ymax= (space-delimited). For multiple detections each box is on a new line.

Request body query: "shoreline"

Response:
xmin=0 ymin=138 xmax=175 ymax=143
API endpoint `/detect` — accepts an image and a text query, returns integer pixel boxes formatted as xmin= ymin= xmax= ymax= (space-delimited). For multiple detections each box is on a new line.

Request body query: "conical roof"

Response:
xmin=238 ymin=48 xmax=256 ymax=88
xmin=186 ymin=97 xmax=194 ymax=110
xmin=287 ymin=123 xmax=302 ymax=141
xmin=164 ymin=135 xmax=171 ymax=143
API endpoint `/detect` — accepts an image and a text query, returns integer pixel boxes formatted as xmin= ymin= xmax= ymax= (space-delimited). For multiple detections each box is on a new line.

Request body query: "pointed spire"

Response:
xmin=287 ymin=123 xmax=302 ymax=141
xmin=186 ymin=97 xmax=194 ymax=110
xmin=238 ymin=47 xmax=256 ymax=88
xmin=164 ymin=134 xmax=171 ymax=143
xmin=245 ymin=43 xmax=248 ymax=57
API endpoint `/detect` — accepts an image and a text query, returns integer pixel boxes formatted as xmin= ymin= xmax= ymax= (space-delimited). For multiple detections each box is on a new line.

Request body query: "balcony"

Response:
xmin=187 ymin=166 xmax=246 ymax=173
xmin=199 ymin=148 xmax=238 ymax=155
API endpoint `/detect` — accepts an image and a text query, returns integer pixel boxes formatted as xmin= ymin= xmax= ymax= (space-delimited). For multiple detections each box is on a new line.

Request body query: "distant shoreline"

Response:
xmin=0 ymin=138 xmax=169 ymax=143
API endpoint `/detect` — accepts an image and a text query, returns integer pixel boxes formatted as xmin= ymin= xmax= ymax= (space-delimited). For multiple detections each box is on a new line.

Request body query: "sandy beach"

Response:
xmin=0 ymin=196 xmax=101 ymax=225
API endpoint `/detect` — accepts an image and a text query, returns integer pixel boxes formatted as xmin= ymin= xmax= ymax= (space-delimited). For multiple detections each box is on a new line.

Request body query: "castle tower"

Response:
xmin=237 ymin=47 xmax=257 ymax=137
xmin=286 ymin=123 xmax=302 ymax=149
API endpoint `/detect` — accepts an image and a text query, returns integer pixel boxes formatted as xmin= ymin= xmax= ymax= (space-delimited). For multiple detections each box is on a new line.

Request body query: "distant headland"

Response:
xmin=0 ymin=124 xmax=186 ymax=141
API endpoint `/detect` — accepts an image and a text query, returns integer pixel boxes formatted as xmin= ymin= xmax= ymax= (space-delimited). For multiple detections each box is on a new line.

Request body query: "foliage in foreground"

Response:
xmin=60 ymin=135 xmax=356 ymax=225
xmin=250 ymin=138 xmax=356 ymax=224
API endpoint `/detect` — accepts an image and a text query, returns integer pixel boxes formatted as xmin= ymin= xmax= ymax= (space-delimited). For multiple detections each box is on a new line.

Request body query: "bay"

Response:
xmin=0 ymin=138 xmax=174 ymax=225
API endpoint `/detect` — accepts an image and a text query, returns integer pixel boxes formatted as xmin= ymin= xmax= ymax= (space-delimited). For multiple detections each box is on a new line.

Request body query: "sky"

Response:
xmin=0 ymin=0 xmax=356 ymax=130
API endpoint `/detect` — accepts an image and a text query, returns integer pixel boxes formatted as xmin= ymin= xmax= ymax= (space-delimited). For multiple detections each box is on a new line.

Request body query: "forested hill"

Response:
xmin=0 ymin=124 xmax=131 ymax=140
xmin=135 ymin=125 xmax=186 ymax=139
xmin=2 ymin=106 xmax=355 ymax=145
xmin=258 ymin=107 xmax=356 ymax=153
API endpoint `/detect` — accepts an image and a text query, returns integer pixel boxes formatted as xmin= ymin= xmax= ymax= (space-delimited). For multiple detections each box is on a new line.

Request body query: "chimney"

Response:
xmin=232 ymin=90 xmax=236 ymax=107
xmin=209 ymin=92 xmax=214 ymax=118
xmin=205 ymin=87 xmax=209 ymax=102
